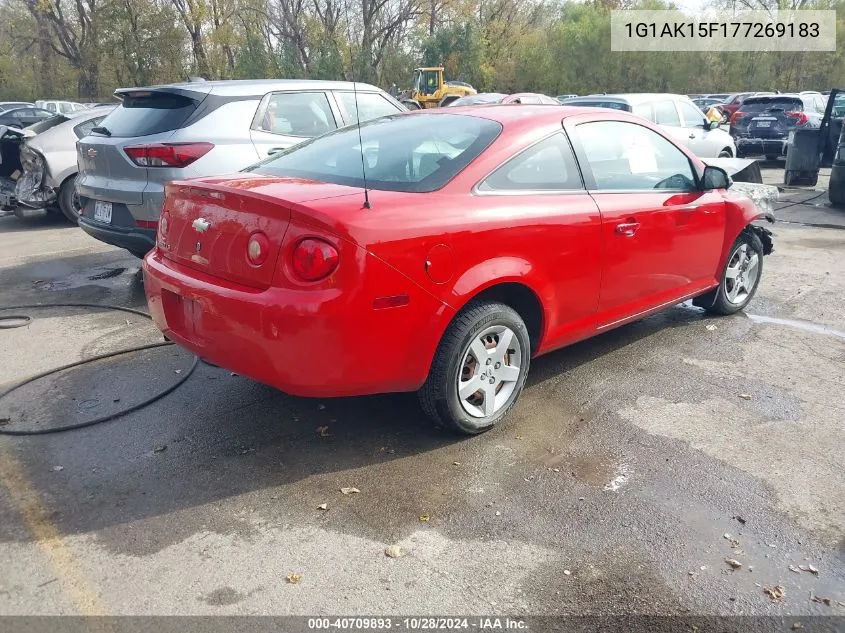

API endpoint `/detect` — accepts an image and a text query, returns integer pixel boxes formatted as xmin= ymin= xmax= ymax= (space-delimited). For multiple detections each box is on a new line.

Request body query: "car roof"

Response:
xmin=115 ymin=79 xmax=384 ymax=98
xmin=415 ymin=104 xmax=612 ymax=127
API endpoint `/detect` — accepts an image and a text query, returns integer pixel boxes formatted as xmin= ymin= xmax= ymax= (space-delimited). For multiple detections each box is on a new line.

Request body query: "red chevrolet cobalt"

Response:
xmin=144 ymin=106 xmax=772 ymax=434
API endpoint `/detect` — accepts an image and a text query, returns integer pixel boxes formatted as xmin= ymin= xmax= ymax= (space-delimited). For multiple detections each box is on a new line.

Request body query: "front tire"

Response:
xmin=697 ymin=230 xmax=764 ymax=315
xmin=718 ymin=148 xmax=733 ymax=158
xmin=419 ymin=301 xmax=531 ymax=435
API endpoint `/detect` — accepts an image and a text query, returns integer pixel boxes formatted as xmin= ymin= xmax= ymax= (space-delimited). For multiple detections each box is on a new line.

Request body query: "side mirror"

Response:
xmin=708 ymin=120 xmax=721 ymax=130
xmin=702 ymin=165 xmax=730 ymax=190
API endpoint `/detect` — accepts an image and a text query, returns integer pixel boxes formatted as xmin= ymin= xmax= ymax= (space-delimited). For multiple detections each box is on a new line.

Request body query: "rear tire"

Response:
xmin=57 ymin=176 xmax=83 ymax=224
xmin=696 ymin=230 xmax=764 ymax=315
xmin=419 ymin=301 xmax=530 ymax=435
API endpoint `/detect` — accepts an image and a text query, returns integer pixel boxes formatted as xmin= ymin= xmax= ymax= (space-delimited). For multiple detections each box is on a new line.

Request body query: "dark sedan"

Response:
xmin=0 ymin=107 xmax=55 ymax=128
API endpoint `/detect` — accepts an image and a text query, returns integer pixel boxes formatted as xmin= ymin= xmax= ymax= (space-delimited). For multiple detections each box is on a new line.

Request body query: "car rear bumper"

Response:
xmin=79 ymin=216 xmax=156 ymax=255
xmin=142 ymin=249 xmax=454 ymax=398
xmin=736 ymin=137 xmax=788 ymax=157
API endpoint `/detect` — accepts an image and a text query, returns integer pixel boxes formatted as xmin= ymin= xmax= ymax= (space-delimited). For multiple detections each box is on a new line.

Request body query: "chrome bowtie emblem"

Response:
xmin=192 ymin=217 xmax=211 ymax=233
xmin=86 ymin=148 xmax=97 ymax=158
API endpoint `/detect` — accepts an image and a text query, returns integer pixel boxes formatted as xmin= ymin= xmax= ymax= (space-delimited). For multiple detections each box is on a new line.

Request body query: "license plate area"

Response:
xmin=93 ymin=200 xmax=112 ymax=224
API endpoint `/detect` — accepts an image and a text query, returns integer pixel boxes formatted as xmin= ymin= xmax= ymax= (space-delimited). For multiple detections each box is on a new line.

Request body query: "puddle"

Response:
xmin=747 ymin=314 xmax=845 ymax=340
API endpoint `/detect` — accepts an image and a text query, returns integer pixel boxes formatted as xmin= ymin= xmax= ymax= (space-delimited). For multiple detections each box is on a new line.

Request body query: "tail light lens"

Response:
xmin=730 ymin=111 xmax=745 ymax=126
xmin=786 ymin=111 xmax=809 ymax=125
xmin=291 ymin=238 xmax=339 ymax=281
xmin=247 ymin=232 xmax=270 ymax=266
xmin=123 ymin=143 xmax=214 ymax=168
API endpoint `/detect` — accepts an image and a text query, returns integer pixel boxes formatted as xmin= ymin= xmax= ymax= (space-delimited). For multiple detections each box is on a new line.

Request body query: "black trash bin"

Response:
xmin=784 ymin=128 xmax=821 ymax=187
xmin=828 ymin=122 xmax=845 ymax=207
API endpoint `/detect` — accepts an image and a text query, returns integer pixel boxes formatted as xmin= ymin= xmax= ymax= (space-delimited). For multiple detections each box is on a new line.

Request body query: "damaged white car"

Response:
xmin=0 ymin=106 xmax=114 ymax=223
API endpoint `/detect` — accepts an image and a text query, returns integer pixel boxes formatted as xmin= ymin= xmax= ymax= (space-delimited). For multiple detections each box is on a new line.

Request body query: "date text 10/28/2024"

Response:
xmin=307 ymin=618 xmax=528 ymax=630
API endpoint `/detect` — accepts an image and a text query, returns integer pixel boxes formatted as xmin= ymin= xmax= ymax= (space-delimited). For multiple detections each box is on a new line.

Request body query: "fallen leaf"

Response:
xmin=153 ymin=445 xmax=167 ymax=453
xmin=52 ymin=465 xmax=64 ymax=472
xmin=706 ymin=324 xmax=718 ymax=331
xmin=688 ymin=571 xmax=698 ymax=578
xmin=791 ymin=624 xmax=803 ymax=630
xmin=563 ymin=570 xmax=571 ymax=576
xmin=799 ymin=564 xmax=819 ymax=576
xmin=316 ymin=426 xmax=330 ymax=437
xmin=340 ymin=487 xmax=360 ymax=495
xmin=723 ymin=533 xmax=732 ymax=539
xmin=700 ymin=566 xmax=707 ymax=571
xmin=286 ymin=573 xmax=301 ymax=584
xmin=174 ymin=369 xmax=182 ymax=375
xmin=418 ymin=514 xmax=430 ymax=522
xmin=738 ymin=393 xmax=752 ymax=400
xmin=810 ymin=595 xmax=831 ymax=607
xmin=733 ymin=515 xmax=747 ymax=524
xmin=514 ymin=435 xmax=524 ymax=440
xmin=763 ymin=585 xmax=785 ymax=601
xmin=725 ymin=558 xmax=742 ymax=570
xmin=384 ymin=545 xmax=404 ymax=558
xmin=495 ymin=511 xmax=501 ymax=516
xmin=317 ymin=503 xmax=327 ymax=511
xmin=452 ymin=461 xmax=461 ymax=466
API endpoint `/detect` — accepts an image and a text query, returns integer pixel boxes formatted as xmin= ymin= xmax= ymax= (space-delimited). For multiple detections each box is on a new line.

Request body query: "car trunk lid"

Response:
xmin=743 ymin=97 xmax=804 ymax=138
xmin=159 ymin=175 xmax=361 ymax=289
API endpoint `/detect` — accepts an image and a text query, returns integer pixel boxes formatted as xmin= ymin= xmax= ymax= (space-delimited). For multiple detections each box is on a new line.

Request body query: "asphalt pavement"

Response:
xmin=0 ymin=168 xmax=843 ymax=617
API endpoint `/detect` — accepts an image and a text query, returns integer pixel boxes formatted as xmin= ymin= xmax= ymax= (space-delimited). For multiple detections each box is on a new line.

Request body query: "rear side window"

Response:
xmin=479 ymin=133 xmax=582 ymax=192
xmin=336 ymin=92 xmax=401 ymax=124
xmin=96 ymin=92 xmax=199 ymax=138
xmin=653 ymin=101 xmax=680 ymax=126
xmin=74 ymin=116 xmax=105 ymax=139
xmin=250 ymin=113 xmax=501 ymax=193
xmin=254 ymin=91 xmax=336 ymax=138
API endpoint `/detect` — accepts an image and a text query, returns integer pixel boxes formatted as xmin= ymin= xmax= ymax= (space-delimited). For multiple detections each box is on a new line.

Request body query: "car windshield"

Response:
xmin=249 ymin=113 xmax=501 ymax=193
xmin=832 ymin=94 xmax=845 ymax=117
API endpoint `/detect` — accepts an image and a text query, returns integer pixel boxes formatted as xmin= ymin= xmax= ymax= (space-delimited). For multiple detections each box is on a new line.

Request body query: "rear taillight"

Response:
xmin=291 ymin=238 xmax=339 ymax=281
xmin=785 ymin=111 xmax=809 ymax=125
xmin=123 ymin=142 xmax=213 ymax=168
xmin=246 ymin=232 xmax=270 ymax=266
xmin=730 ymin=112 xmax=745 ymax=125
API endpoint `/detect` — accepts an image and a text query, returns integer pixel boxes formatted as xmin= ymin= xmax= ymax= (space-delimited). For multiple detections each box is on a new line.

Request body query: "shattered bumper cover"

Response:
xmin=730 ymin=181 xmax=779 ymax=225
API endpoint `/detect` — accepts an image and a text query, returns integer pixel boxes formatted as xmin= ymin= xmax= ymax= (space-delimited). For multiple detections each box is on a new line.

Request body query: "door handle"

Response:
xmin=615 ymin=221 xmax=641 ymax=237
xmin=267 ymin=147 xmax=285 ymax=156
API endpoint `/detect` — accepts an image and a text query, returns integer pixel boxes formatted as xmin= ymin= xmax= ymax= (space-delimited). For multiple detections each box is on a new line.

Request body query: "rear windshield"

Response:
xmin=249 ymin=113 xmax=501 ymax=193
xmin=27 ymin=115 xmax=70 ymax=134
xmin=567 ymin=100 xmax=631 ymax=111
xmin=93 ymin=92 xmax=200 ymax=138
xmin=740 ymin=97 xmax=803 ymax=112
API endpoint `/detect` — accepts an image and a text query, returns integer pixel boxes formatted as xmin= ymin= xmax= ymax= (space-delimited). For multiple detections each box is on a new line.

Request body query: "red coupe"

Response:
xmin=143 ymin=106 xmax=773 ymax=434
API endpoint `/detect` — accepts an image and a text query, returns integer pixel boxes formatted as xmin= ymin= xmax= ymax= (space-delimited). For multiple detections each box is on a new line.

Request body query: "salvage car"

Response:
xmin=143 ymin=106 xmax=773 ymax=434
xmin=731 ymin=93 xmax=827 ymax=159
xmin=559 ymin=94 xmax=736 ymax=158
xmin=9 ymin=106 xmax=114 ymax=222
xmin=76 ymin=79 xmax=405 ymax=258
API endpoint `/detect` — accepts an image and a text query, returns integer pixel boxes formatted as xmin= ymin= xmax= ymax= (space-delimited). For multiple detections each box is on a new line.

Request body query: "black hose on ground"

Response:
xmin=0 ymin=302 xmax=198 ymax=436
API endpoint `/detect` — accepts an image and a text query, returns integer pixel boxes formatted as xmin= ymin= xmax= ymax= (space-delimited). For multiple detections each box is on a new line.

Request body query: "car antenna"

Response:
xmin=341 ymin=0 xmax=371 ymax=209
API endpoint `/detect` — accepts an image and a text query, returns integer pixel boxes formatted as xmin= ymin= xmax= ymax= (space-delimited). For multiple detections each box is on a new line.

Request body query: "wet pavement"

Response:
xmin=0 ymin=179 xmax=844 ymax=616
